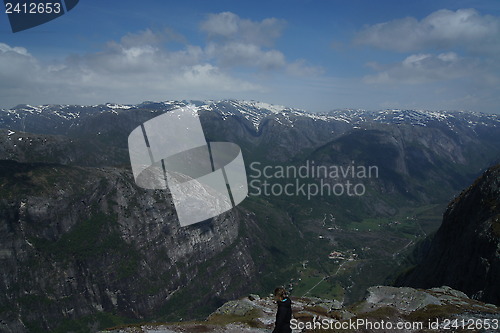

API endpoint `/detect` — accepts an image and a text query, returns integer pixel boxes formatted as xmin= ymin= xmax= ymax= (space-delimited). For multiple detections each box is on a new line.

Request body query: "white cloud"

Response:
xmin=286 ymin=59 xmax=325 ymax=77
xmin=0 ymin=43 xmax=30 ymax=56
xmin=0 ymin=43 xmax=43 ymax=100
xmin=205 ymin=41 xmax=286 ymax=70
xmin=201 ymin=12 xmax=289 ymax=71
xmin=172 ymin=64 xmax=261 ymax=91
xmin=0 ymin=12 xmax=325 ymax=108
xmin=118 ymin=29 xmax=165 ymax=48
xmin=200 ymin=12 xmax=286 ymax=47
xmin=355 ymin=8 xmax=500 ymax=53
xmin=363 ymin=52 xmax=478 ymax=84
xmin=0 ymin=29 xmax=263 ymax=107
xmin=354 ymin=8 xmax=500 ymax=113
xmin=200 ymin=12 xmax=321 ymax=77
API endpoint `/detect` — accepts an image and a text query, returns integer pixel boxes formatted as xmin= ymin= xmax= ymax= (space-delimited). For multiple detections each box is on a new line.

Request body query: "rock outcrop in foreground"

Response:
xmin=102 ymin=285 xmax=499 ymax=332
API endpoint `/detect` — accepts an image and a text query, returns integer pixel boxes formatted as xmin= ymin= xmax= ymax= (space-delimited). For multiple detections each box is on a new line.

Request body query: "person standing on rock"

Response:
xmin=272 ymin=287 xmax=292 ymax=333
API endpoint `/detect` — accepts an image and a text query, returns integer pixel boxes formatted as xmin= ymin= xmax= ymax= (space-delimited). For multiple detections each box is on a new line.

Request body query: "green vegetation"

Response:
xmin=0 ymin=160 xmax=96 ymax=199
xmin=293 ymin=274 xmax=324 ymax=297
xmin=25 ymin=311 xmax=127 ymax=333
xmin=31 ymin=213 xmax=138 ymax=270
xmin=17 ymin=210 xmax=143 ymax=332
xmin=404 ymin=304 xmax=462 ymax=322
xmin=238 ymin=186 xmax=447 ymax=306
xmin=19 ymin=293 xmax=54 ymax=305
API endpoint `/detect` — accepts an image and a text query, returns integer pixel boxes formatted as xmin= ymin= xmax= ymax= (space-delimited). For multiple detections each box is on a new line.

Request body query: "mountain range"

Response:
xmin=0 ymin=100 xmax=499 ymax=332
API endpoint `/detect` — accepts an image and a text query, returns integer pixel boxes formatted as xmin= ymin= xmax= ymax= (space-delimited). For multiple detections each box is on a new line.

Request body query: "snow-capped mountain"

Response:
xmin=1 ymin=99 xmax=498 ymax=169
xmin=2 ymin=100 xmax=498 ymax=135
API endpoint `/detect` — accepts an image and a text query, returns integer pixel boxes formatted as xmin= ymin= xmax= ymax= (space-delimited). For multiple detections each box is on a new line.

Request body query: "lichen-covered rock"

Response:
xmin=360 ymin=286 xmax=442 ymax=313
xmin=213 ymin=299 xmax=256 ymax=317
xmin=105 ymin=287 xmax=500 ymax=332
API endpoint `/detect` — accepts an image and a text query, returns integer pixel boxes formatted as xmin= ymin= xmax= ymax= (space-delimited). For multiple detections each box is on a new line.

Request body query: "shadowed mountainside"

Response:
xmin=397 ymin=164 xmax=500 ymax=305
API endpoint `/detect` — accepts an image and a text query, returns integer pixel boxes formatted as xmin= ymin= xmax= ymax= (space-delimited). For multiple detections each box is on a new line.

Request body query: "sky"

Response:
xmin=1 ymin=0 xmax=500 ymax=113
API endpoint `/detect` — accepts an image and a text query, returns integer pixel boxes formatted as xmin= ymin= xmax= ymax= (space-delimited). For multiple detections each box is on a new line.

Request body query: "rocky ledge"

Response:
xmin=101 ymin=285 xmax=499 ymax=332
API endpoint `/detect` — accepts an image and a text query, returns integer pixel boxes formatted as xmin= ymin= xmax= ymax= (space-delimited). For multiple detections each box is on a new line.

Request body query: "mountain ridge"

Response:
xmin=3 ymin=100 xmax=499 ymax=134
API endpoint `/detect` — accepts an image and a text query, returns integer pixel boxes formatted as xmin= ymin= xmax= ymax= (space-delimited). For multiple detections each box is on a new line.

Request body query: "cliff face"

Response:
xmin=399 ymin=165 xmax=500 ymax=305
xmin=0 ymin=161 xmax=259 ymax=332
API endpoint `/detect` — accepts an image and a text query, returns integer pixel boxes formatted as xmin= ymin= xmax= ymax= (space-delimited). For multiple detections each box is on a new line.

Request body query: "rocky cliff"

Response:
xmin=0 ymin=160 xmax=261 ymax=332
xmin=398 ymin=164 xmax=500 ymax=305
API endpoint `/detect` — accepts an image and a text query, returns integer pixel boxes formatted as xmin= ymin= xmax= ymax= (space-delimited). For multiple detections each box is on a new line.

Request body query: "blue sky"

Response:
xmin=1 ymin=0 xmax=500 ymax=112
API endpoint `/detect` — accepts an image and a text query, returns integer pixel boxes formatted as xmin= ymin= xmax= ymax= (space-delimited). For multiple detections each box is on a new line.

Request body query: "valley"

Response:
xmin=0 ymin=100 xmax=499 ymax=332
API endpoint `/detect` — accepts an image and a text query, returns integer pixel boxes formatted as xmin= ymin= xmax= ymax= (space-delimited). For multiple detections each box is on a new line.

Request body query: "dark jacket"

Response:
xmin=272 ymin=297 xmax=292 ymax=333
